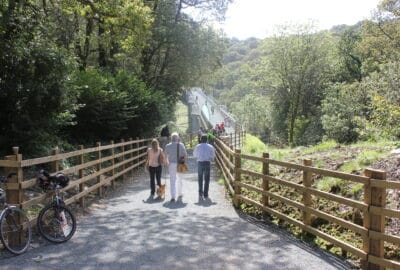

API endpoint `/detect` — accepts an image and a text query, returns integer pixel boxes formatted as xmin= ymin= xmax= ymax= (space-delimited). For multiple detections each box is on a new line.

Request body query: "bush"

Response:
xmin=67 ymin=70 xmax=171 ymax=143
xmin=321 ymin=83 xmax=368 ymax=143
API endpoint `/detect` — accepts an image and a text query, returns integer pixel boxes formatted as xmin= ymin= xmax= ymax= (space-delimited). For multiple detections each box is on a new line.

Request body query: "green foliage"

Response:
xmin=67 ymin=70 xmax=170 ymax=143
xmin=321 ymin=83 xmax=369 ymax=143
xmin=0 ymin=2 xmax=77 ymax=156
xmin=258 ymin=23 xmax=335 ymax=146
xmin=303 ymin=141 xmax=338 ymax=154
xmin=242 ymin=134 xmax=265 ymax=154
xmin=316 ymin=177 xmax=345 ymax=193
xmin=231 ymin=94 xmax=271 ymax=141
xmin=362 ymin=60 xmax=400 ymax=139
xmin=357 ymin=150 xmax=386 ymax=166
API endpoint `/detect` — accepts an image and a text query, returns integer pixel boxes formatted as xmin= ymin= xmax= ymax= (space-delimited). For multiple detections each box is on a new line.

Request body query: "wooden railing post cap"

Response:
xmin=96 ymin=142 xmax=101 ymax=147
xmin=263 ymin=152 xmax=269 ymax=158
xmin=235 ymin=148 xmax=241 ymax=153
xmin=303 ymin=159 xmax=312 ymax=166
xmin=12 ymin=147 xmax=19 ymax=155
xmin=364 ymin=168 xmax=386 ymax=179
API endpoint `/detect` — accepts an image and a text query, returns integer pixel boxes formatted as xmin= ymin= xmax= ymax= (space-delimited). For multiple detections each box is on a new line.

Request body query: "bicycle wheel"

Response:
xmin=0 ymin=207 xmax=32 ymax=254
xmin=37 ymin=204 xmax=76 ymax=243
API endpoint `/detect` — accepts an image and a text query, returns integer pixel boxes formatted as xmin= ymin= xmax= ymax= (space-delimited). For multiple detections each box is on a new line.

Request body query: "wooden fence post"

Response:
xmin=302 ymin=159 xmax=313 ymax=234
xmin=262 ymin=152 xmax=270 ymax=218
xmin=363 ymin=168 xmax=386 ymax=270
xmin=110 ymin=140 xmax=115 ymax=189
xmin=78 ymin=145 xmax=85 ymax=208
xmin=230 ymin=133 xmax=233 ymax=148
xmin=234 ymin=130 xmax=237 ymax=148
xmin=4 ymin=147 xmax=24 ymax=247
xmin=5 ymin=147 xmax=23 ymax=206
xmin=136 ymin=137 xmax=140 ymax=172
xmin=233 ymin=149 xmax=241 ymax=208
xmin=96 ymin=142 xmax=103 ymax=197
xmin=51 ymin=147 xmax=59 ymax=173
xmin=239 ymin=128 xmax=241 ymax=147
xmin=129 ymin=138 xmax=133 ymax=178
xmin=121 ymin=139 xmax=125 ymax=182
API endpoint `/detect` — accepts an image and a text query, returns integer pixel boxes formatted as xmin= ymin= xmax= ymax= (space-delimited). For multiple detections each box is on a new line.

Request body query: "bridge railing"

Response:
xmin=214 ymin=133 xmax=400 ymax=270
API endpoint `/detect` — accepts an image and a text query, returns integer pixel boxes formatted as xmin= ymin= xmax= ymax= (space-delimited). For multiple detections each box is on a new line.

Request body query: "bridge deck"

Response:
xmin=0 ymin=154 xmax=352 ymax=269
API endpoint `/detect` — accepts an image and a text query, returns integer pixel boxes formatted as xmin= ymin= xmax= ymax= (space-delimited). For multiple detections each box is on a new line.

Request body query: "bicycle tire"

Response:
xmin=0 ymin=207 xmax=32 ymax=254
xmin=37 ymin=204 xmax=76 ymax=243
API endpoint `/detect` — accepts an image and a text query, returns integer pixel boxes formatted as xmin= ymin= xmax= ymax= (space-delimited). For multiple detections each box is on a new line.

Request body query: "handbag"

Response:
xmin=177 ymin=143 xmax=188 ymax=173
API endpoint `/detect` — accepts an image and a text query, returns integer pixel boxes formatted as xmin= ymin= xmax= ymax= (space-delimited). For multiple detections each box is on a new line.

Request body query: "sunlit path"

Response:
xmin=0 ymin=154 xmax=352 ymax=270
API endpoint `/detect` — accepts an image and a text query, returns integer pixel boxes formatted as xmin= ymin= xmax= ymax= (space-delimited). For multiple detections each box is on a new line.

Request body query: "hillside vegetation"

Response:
xmin=202 ymin=0 xmax=400 ymax=148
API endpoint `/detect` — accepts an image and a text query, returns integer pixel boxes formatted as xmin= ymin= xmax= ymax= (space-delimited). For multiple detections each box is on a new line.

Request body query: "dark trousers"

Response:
xmin=198 ymin=161 xmax=211 ymax=197
xmin=149 ymin=165 xmax=162 ymax=195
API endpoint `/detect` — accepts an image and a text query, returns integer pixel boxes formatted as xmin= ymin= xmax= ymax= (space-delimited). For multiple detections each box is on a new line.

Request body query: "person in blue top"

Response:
xmin=193 ymin=134 xmax=216 ymax=199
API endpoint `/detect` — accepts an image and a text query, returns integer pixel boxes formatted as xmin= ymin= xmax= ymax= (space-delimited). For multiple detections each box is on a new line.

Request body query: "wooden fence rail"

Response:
xmin=214 ymin=133 xmax=400 ymax=270
xmin=0 ymin=138 xmax=151 ymax=224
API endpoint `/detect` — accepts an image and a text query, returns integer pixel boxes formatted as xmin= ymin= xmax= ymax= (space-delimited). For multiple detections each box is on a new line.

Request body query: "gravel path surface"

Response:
xmin=0 ymin=155 xmax=353 ymax=270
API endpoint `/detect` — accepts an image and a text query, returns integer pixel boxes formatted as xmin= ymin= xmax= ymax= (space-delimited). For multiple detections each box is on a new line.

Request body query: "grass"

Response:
xmin=170 ymin=101 xmax=189 ymax=135
xmin=315 ymin=177 xmax=345 ymax=193
xmin=302 ymin=140 xmax=338 ymax=154
xmin=357 ymin=150 xmax=387 ymax=166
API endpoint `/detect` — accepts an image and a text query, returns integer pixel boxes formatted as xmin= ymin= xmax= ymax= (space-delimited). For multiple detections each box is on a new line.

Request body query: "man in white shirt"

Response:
xmin=165 ymin=132 xmax=187 ymax=202
xmin=193 ymin=134 xmax=215 ymax=199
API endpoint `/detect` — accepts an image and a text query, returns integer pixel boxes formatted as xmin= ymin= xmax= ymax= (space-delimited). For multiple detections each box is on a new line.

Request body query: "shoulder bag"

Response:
xmin=177 ymin=143 xmax=188 ymax=173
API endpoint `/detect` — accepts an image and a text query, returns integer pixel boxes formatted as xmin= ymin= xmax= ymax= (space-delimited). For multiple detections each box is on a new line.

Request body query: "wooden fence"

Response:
xmin=0 ymin=138 xmax=151 ymax=224
xmin=215 ymin=133 xmax=400 ymax=270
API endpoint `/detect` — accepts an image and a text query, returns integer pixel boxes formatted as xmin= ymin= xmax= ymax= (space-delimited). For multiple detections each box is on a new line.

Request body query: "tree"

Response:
xmin=336 ymin=27 xmax=363 ymax=82
xmin=140 ymin=0 xmax=230 ymax=100
xmin=41 ymin=0 xmax=152 ymax=71
xmin=258 ymin=23 xmax=334 ymax=146
xmin=0 ymin=0 xmax=76 ymax=156
xmin=321 ymin=83 xmax=369 ymax=143
xmin=231 ymin=94 xmax=272 ymax=142
xmin=359 ymin=0 xmax=400 ymax=74
xmin=362 ymin=60 xmax=400 ymax=139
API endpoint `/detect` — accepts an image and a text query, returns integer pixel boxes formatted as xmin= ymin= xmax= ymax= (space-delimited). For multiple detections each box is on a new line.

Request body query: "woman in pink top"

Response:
xmin=145 ymin=139 xmax=166 ymax=197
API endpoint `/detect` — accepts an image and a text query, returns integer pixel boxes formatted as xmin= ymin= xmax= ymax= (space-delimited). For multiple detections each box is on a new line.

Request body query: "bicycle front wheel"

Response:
xmin=37 ymin=204 xmax=76 ymax=243
xmin=0 ymin=207 xmax=32 ymax=254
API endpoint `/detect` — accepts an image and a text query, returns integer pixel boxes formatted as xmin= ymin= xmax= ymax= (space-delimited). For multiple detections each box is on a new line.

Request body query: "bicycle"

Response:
xmin=36 ymin=170 xmax=76 ymax=243
xmin=0 ymin=174 xmax=32 ymax=254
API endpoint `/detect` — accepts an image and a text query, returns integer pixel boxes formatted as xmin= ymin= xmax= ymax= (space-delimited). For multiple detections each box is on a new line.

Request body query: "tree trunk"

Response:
xmin=98 ymin=15 xmax=107 ymax=68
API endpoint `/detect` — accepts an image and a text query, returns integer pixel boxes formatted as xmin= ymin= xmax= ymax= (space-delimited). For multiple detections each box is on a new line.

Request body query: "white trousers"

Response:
xmin=168 ymin=163 xmax=182 ymax=199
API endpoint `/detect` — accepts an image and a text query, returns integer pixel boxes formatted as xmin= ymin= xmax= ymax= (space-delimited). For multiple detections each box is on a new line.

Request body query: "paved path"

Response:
xmin=0 ymin=155 xmax=353 ymax=270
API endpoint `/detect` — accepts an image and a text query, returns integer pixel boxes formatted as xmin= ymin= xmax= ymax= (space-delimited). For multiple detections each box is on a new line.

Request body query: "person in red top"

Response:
xmin=220 ymin=122 xmax=225 ymax=134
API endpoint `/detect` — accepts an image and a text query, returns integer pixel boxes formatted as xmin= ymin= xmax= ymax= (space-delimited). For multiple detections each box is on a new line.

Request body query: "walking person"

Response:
xmin=145 ymin=139 xmax=166 ymax=198
xmin=160 ymin=125 xmax=170 ymax=150
xmin=193 ymin=134 xmax=215 ymax=200
xmin=164 ymin=132 xmax=187 ymax=202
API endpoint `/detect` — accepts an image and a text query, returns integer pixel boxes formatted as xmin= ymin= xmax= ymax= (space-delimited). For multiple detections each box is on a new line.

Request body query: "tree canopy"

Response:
xmin=0 ymin=0 xmax=230 ymax=156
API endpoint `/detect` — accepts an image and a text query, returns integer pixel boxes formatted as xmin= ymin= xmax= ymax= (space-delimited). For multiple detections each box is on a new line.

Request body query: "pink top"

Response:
xmin=148 ymin=148 xmax=162 ymax=167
